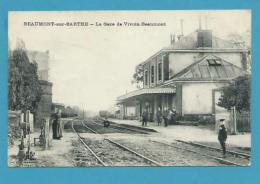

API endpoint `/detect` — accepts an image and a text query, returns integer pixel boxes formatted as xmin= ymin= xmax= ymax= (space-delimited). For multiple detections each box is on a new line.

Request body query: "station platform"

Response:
xmin=108 ymin=118 xmax=251 ymax=148
xmin=8 ymin=129 xmax=77 ymax=167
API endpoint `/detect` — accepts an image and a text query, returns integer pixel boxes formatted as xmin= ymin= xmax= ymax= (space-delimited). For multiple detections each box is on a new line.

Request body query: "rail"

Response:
xmin=71 ymin=122 xmax=107 ymax=166
xmin=150 ymin=140 xmax=248 ymax=166
xmin=82 ymin=120 xmax=163 ymax=166
xmin=176 ymin=139 xmax=250 ymax=159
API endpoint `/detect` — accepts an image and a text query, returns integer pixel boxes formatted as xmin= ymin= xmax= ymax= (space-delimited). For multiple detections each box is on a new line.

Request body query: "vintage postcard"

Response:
xmin=8 ymin=10 xmax=251 ymax=167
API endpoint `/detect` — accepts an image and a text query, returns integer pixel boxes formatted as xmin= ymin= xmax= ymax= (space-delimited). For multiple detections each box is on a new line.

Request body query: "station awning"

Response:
xmin=117 ymin=87 xmax=176 ymax=102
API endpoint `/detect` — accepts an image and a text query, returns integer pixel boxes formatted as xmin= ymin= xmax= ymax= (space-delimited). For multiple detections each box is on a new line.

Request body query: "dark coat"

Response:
xmin=156 ymin=111 xmax=162 ymax=122
xmin=52 ymin=113 xmax=62 ymax=139
xmin=142 ymin=111 xmax=148 ymax=121
xmin=162 ymin=110 xmax=168 ymax=119
xmin=218 ymin=124 xmax=227 ymax=142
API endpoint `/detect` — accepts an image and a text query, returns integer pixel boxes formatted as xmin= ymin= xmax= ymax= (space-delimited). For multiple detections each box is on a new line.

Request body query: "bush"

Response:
xmin=181 ymin=114 xmax=200 ymax=121
xmin=198 ymin=115 xmax=215 ymax=125
xmin=217 ymin=75 xmax=250 ymax=113
xmin=175 ymin=114 xmax=215 ymax=125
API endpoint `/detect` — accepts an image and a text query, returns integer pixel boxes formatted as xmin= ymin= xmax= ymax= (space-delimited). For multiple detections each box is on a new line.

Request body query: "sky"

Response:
xmin=8 ymin=10 xmax=251 ymax=112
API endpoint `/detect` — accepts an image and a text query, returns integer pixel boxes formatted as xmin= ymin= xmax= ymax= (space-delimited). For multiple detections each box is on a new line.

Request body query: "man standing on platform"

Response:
xmin=218 ymin=118 xmax=228 ymax=157
xmin=141 ymin=109 xmax=148 ymax=127
xmin=56 ymin=110 xmax=63 ymax=139
xmin=162 ymin=108 xmax=168 ymax=127
xmin=156 ymin=107 xmax=162 ymax=126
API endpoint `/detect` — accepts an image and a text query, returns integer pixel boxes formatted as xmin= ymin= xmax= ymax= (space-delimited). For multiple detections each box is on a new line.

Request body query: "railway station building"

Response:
xmin=117 ymin=29 xmax=250 ymax=122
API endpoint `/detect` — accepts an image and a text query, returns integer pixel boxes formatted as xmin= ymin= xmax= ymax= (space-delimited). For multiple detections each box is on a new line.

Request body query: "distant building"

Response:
xmin=27 ymin=50 xmax=50 ymax=81
xmin=117 ymin=29 xmax=250 ymax=122
xmin=52 ymin=103 xmax=65 ymax=113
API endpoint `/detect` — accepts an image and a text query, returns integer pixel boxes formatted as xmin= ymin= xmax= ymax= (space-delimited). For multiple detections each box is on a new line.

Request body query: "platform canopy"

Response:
xmin=117 ymin=87 xmax=176 ymax=102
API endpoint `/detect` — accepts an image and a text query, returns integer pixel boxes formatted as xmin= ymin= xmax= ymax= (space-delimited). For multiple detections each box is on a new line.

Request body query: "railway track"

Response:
xmin=71 ymin=122 xmax=107 ymax=166
xmin=176 ymin=139 xmax=250 ymax=159
xmin=84 ymin=120 xmax=135 ymax=134
xmin=91 ymin=119 xmax=151 ymax=134
xmin=150 ymin=140 xmax=249 ymax=166
xmin=72 ymin=121 xmax=163 ymax=166
xmin=72 ymin=119 xmax=249 ymax=166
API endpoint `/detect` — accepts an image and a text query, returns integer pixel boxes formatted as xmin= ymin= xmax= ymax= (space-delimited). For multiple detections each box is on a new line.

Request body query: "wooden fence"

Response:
xmin=236 ymin=111 xmax=251 ymax=132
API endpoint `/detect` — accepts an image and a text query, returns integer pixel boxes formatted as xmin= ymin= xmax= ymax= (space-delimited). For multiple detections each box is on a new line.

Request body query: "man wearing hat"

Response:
xmin=218 ymin=119 xmax=228 ymax=157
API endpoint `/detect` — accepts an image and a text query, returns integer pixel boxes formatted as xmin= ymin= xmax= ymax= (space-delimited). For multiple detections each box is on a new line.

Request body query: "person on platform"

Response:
xmin=167 ymin=109 xmax=174 ymax=126
xmin=56 ymin=110 xmax=63 ymax=139
xmin=52 ymin=110 xmax=63 ymax=140
xmin=156 ymin=107 xmax=162 ymax=126
xmin=52 ymin=112 xmax=59 ymax=139
xmin=162 ymin=108 xmax=168 ymax=127
xmin=141 ymin=109 xmax=148 ymax=127
xmin=218 ymin=118 xmax=228 ymax=157
xmin=171 ymin=108 xmax=177 ymax=124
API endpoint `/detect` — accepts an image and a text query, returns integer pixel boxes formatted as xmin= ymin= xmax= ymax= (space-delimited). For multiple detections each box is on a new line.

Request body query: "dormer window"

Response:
xmin=207 ymin=59 xmax=222 ymax=66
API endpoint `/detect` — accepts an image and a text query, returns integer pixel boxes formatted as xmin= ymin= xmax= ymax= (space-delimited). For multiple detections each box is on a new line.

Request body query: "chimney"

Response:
xmin=197 ymin=30 xmax=212 ymax=48
xmin=170 ymin=34 xmax=176 ymax=45
xmin=177 ymin=34 xmax=183 ymax=41
xmin=176 ymin=19 xmax=184 ymax=42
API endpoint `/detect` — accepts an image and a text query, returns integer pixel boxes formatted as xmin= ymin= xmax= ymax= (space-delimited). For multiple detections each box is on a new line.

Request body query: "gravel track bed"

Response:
xmin=194 ymin=141 xmax=251 ymax=154
xmin=113 ymin=139 xmax=226 ymax=166
xmin=67 ymin=120 xmax=250 ymax=167
xmin=84 ymin=121 xmax=140 ymax=134
xmin=64 ymin=121 xmax=94 ymax=134
xmin=174 ymin=142 xmax=250 ymax=166
xmin=94 ymin=119 xmax=155 ymax=133
xmin=70 ymin=140 xmax=102 ymax=167
xmin=73 ymin=124 xmax=94 ymax=133
xmin=82 ymin=138 xmax=151 ymax=166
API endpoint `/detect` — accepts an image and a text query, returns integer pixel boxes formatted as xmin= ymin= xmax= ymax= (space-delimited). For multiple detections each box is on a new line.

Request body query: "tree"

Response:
xmin=8 ymin=40 xmax=42 ymax=113
xmin=62 ymin=106 xmax=78 ymax=117
xmin=131 ymin=64 xmax=143 ymax=89
xmin=226 ymin=31 xmax=251 ymax=74
xmin=217 ymin=75 xmax=250 ymax=113
xmin=226 ymin=30 xmax=251 ymax=49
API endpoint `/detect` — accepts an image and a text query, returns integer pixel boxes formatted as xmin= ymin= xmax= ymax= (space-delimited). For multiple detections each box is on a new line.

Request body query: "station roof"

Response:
xmin=117 ymin=87 xmax=176 ymax=102
xmin=170 ymin=54 xmax=248 ymax=81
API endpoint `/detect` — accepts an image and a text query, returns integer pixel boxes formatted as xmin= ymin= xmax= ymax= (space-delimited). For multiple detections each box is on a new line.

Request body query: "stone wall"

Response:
xmin=8 ymin=111 xmax=21 ymax=145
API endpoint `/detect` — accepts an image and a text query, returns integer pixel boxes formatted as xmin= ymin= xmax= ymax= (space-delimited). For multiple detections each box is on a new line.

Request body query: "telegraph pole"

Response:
xmin=83 ymin=110 xmax=85 ymax=120
xmin=233 ymin=106 xmax=237 ymax=134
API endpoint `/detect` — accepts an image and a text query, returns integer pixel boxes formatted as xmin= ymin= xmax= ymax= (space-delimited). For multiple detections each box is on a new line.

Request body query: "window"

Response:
xmin=158 ymin=62 xmax=162 ymax=81
xmin=144 ymin=70 xmax=148 ymax=86
xmin=163 ymin=55 xmax=169 ymax=80
xmin=207 ymin=59 xmax=222 ymax=66
xmin=151 ymin=65 xmax=155 ymax=83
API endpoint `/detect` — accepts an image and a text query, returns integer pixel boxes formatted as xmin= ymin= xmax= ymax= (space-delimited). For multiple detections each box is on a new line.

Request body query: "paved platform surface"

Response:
xmin=108 ymin=118 xmax=251 ymax=148
xmin=8 ymin=130 xmax=76 ymax=167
